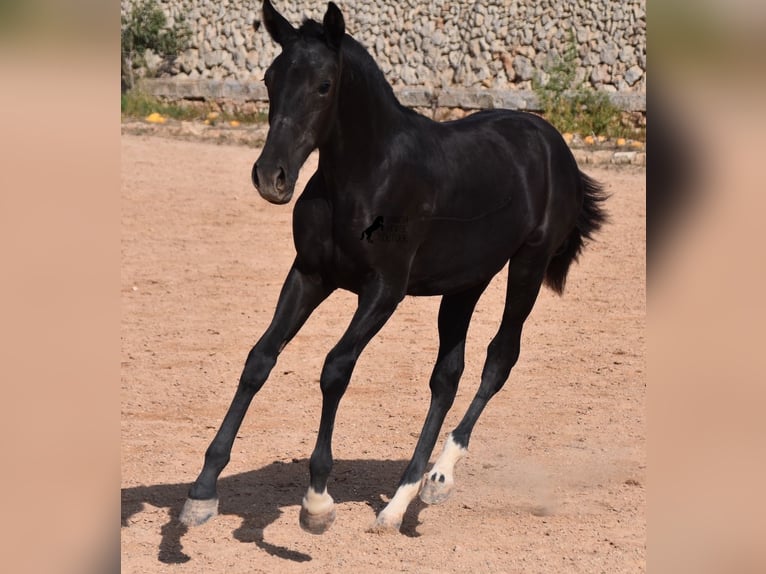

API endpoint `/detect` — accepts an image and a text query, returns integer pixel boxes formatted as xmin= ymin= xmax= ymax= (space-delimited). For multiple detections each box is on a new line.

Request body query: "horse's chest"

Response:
xmin=292 ymin=203 xmax=361 ymax=268
xmin=292 ymin=194 xmax=334 ymax=272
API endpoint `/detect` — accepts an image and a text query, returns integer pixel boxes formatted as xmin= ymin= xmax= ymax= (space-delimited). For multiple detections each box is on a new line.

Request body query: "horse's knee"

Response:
xmin=429 ymin=355 xmax=464 ymax=407
xmin=319 ymin=350 xmax=355 ymax=396
xmin=240 ymin=347 xmax=276 ymax=390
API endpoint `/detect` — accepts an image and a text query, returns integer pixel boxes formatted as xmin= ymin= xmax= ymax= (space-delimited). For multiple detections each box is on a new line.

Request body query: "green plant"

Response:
xmin=533 ymin=32 xmax=627 ymax=140
xmin=121 ymin=91 xmax=201 ymax=120
xmin=121 ymin=0 xmax=190 ymax=91
xmin=121 ymin=91 xmax=269 ymax=125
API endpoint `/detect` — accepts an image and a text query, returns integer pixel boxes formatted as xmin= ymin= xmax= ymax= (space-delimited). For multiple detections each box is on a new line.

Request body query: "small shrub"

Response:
xmin=121 ymin=91 xmax=269 ymax=125
xmin=121 ymin=0 xmax=190 ymax=91
xmin=533 ymin=32 xmax=629 ymax=140
xmin=121 ymin=91 xmax=201 ymax=121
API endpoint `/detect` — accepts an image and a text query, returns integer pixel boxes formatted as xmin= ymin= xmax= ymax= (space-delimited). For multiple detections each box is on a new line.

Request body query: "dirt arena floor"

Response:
xmin=121 ymin=133 xmax=645 ymax=573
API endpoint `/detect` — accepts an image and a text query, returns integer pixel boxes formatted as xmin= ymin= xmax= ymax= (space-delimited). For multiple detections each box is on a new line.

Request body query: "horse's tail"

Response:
xmin=544 ymin=171 xmax=608 ymax=295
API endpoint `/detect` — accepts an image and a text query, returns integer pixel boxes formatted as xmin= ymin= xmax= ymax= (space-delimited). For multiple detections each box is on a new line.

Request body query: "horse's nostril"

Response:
xmin=251 ymin=163 xmax=260 ymax=189
xmin=275 ymin=167 xmax=286 ymax=192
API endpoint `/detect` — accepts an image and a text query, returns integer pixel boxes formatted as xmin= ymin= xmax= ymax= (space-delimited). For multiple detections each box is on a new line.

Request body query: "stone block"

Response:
xmin=624 ymin=65 xmax=643 ymax=86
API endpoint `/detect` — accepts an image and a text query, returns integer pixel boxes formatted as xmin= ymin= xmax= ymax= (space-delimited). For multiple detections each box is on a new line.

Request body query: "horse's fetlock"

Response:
xmin=430 ymin=371 xmax=460 ymax=394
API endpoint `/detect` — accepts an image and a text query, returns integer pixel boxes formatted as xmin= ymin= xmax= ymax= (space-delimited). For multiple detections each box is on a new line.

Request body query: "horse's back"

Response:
xmin=405 ymin=110 xmax=582 ymax=295
xmin=425 ymin=109 xmax=577 ymax=218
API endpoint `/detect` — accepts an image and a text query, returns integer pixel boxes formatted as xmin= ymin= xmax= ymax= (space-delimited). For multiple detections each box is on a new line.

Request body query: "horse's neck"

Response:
xmin=323 ymin=50 xmax=407 ymax=161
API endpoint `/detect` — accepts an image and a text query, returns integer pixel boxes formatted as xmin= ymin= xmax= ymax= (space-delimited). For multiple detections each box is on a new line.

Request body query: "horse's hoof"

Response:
xmin=299 ymin=506 xmax=336 ymax=535
xmin=419 ymin=471 xmax=455 ymax=505
xmin=367 ymin=513 xmax=401 ymax=534
xmin=179 ymin=497 xmax=218 ymax=526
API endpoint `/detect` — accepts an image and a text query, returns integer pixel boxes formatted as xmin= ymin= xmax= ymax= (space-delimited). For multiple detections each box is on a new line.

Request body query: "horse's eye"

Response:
xmin=318 ymin=81 xmax=331 ymax=95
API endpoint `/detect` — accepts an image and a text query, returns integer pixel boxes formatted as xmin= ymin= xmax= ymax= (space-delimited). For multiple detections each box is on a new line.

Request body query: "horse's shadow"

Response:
xmin=121 ymin=458 xmax=428 ymax=564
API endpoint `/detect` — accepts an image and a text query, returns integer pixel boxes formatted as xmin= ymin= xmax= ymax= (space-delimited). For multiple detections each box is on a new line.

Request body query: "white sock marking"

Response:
xmin=378 ymin=481 xmax=420 ymax=525
xmin=302 ymin=487 xmax=334 ymax=515
xmin=430 ymin=433 xmax=468 ymax=480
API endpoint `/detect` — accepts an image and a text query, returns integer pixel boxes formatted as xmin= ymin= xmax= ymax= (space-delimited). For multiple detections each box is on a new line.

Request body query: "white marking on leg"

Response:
xmin=179 ymin=497 xmax=219 ymax=526
xmin=302 ymin=487 xmax=334 ymax=515
xmin=430 ymin=433 xmax=467 ymax=480
xmin=376 ymin=482 xmax=420 ymax=529
xmin=420 ymin=434 xmax=468 ymax=504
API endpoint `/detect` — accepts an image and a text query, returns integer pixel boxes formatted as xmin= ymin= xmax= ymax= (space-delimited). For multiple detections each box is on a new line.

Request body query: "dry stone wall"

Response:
xmin=123 ymin=0 xmax=645 ymax=106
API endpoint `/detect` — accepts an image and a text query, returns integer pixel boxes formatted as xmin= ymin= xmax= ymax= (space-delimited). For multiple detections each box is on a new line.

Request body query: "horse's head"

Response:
xmin=252 ymin=0 xmax=345 ymax=204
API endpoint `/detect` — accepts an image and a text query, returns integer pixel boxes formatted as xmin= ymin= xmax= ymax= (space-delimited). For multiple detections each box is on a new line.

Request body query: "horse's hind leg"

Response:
xmin=420 ymin=244 xmax=548 ymax=505
xmin=180 ymin=263 xmax=332 ymax=526
xmin=373 ymin=281 xmax=488 ymax=531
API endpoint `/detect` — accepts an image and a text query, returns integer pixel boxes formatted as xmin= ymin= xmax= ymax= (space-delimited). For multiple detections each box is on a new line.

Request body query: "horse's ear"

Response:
xmin=323 ymin=2 xmax=345 ymax=50
xmin=262 ymin=0 xmax=296 ymax=46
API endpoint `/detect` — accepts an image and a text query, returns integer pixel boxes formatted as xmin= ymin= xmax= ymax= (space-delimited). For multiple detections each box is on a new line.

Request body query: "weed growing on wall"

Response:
xmin=533 ymin=32 xmax=627 ymax=139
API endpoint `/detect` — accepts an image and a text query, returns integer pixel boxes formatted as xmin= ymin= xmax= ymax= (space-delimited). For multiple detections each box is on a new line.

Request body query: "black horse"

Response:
xmin=181 ymin=0 xmax=607 ymax=535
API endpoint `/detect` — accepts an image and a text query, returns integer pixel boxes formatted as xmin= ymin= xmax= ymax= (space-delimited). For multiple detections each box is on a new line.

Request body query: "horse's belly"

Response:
xmin=407 ymin=217 xmax=526 ymax=296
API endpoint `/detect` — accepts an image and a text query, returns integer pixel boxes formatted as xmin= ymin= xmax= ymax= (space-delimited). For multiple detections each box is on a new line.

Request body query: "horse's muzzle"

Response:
xmin=252 ymin=162 xmax=292 ymax=204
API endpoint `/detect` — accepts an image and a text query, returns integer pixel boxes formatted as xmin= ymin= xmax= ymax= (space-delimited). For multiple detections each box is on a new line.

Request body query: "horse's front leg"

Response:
xmin=299 ymin=278 xmax=404 ymax=534
xmin=180 ymin=262 xmax=333 ymax=526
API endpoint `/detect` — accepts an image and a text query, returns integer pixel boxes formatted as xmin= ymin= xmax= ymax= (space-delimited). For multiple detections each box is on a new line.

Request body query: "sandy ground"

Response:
xmin=121 ymin=133 xmax=645 ymax=573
